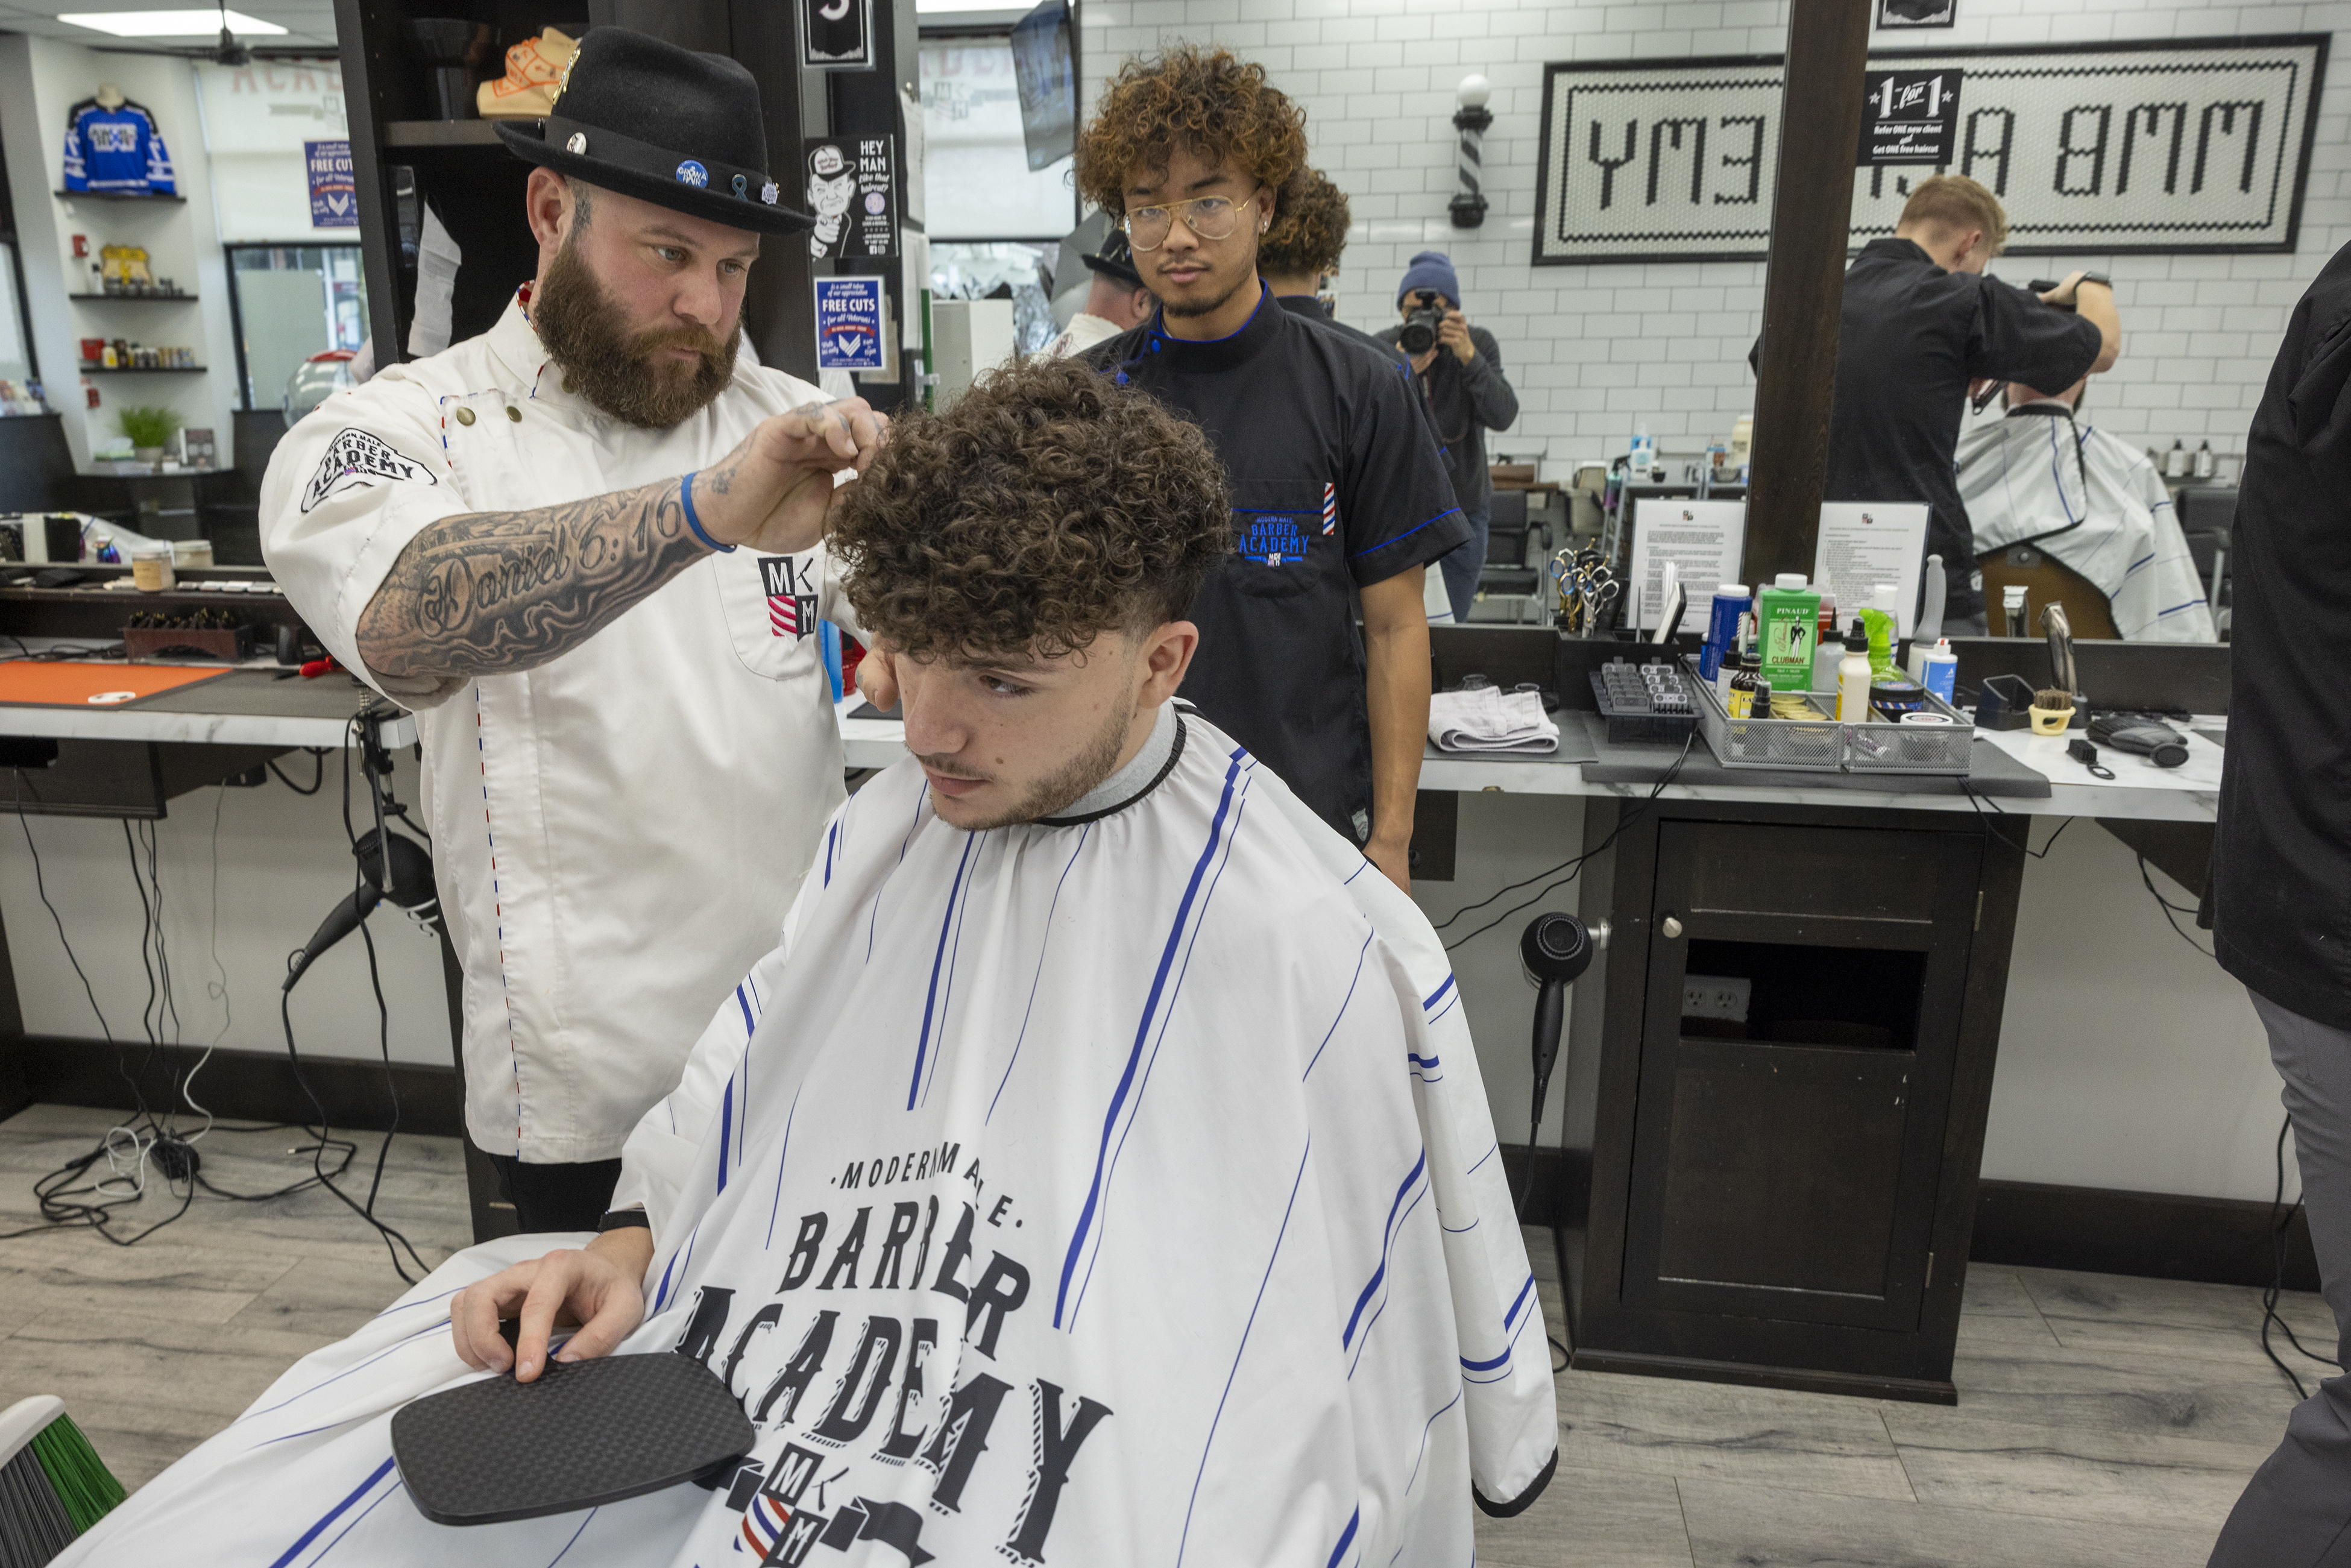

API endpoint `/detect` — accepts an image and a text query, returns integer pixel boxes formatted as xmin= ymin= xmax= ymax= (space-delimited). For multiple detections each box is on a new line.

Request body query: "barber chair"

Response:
xmin=2177 ymin=487 xmax=2235 ymax=637
xmin=1474 ymin=488 xmax=1543 ymax=623
xmin=0 ymin=412 xmax=78 ymax=514
xmin=1977 ymin=544 xmax=2120 ymax=639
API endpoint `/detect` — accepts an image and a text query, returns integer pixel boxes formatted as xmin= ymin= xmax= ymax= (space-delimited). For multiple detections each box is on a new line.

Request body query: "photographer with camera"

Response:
xmin=1378 ymin=251 xmax=1519 ymax=625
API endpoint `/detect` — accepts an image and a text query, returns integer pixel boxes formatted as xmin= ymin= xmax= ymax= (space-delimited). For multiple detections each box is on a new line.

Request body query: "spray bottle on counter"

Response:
xmin=1836 ymin=618 xmax=1872 ymax=722
xmin=1859 ymin=608 xmax=1897 ymax=679
xmin=1907 ymin=554 xmax=1948 ymax=685
xmin=1920 ymin=638 xmax=1958 ymax=704
xmin=1701 ymin=587 xmax=1748 ymax=682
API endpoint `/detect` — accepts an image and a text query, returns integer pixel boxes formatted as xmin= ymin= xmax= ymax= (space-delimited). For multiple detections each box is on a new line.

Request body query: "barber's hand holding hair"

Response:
xmin=450 ymin=1226 xmax=655 ymax=1382
xmin=690 ymin=397 xmax=890 ymax=556
xmin=852 ymin=641 xmax=903 ymax=711
xmin=2035 ymin=270 xmax=2123 ymax=374
xmin=2039 ymin=270 xmax=2095 ymax=307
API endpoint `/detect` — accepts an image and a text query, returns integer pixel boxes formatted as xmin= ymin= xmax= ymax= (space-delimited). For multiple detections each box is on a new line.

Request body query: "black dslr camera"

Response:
xmin=1399 ymin=289 xmax=1447 ymax=355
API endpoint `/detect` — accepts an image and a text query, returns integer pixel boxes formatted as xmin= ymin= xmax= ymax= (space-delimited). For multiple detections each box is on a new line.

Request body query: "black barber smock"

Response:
xmin=1752 ymin=238 xmax=2101 ymax=621
xmin=2214 ymin=239 xmax=2351 ymax=1030
xmin=1088 ymin=285 xmax=1468 ymax=840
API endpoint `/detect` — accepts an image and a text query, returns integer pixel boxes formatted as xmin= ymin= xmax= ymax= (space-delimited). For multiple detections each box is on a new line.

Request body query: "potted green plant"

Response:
xmin=116 ymin=405 xmax=181 ymax=468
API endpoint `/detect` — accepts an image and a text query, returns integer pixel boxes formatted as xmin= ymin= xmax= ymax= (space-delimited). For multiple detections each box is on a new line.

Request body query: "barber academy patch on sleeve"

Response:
xmin=301 ymin=427 xmax=436 ymax=513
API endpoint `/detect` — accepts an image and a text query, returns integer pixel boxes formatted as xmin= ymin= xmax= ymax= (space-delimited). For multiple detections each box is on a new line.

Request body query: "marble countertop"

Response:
xmin=836 ymin=700 xmax=2221 ymax=823
xmin=0 ymin=701 xmax=356 ymax=748
xmin=1 ymin=679 xmax=2218 ymax=825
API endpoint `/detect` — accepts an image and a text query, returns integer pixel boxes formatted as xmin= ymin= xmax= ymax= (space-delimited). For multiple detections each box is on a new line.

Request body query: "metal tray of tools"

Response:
xmin=1685 ymin=656 xmax=1975 ymax=775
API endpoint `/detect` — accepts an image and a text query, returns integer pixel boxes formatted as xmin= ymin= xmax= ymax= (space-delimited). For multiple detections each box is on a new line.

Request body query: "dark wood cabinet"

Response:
xmin=1556 ymin=798 xmax=2025 ymax=1403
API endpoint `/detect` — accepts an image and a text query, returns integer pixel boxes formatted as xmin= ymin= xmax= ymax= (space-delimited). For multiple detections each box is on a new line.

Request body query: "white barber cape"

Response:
xmin=1955 ymin=405 xmax=2218 ymax=642
xmin=261 ymin=289 xmax=857 ymax=1162
xmin=57 ymin=708 xmax=1557 ymax=1567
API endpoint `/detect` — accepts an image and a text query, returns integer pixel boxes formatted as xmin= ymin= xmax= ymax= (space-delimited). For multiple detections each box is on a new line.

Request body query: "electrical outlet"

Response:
xmin=1682 ymin=974 xmax=1751 ymax=1022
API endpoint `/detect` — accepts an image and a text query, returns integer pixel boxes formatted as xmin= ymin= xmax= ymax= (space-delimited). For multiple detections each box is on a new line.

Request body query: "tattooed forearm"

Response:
xmin=355 ymin=474 xmax=710 ymax=684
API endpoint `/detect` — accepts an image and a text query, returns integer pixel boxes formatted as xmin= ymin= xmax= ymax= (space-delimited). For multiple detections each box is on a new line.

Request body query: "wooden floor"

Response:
xmin=1 ymin=1102 xmax=2323 ymax=1565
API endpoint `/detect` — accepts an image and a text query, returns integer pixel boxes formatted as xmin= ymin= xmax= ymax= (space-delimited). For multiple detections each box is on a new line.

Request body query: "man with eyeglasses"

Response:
xmin=1068 ymin=45 xmax=1465 ymax=893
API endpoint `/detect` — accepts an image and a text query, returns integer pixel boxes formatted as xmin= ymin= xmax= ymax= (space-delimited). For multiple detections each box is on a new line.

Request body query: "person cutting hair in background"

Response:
xmin=1754 ymin=174 xmax=2121 ymax=632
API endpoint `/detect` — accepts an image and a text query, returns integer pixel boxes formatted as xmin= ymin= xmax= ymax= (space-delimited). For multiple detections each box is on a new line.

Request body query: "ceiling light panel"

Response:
xmin=58 ymin=9 xmax=289 ymax=36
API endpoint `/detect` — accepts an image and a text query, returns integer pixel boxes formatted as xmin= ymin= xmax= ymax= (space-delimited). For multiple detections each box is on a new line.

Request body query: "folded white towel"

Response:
xmin=1429 ymin=687 xmax=1561 ymax=754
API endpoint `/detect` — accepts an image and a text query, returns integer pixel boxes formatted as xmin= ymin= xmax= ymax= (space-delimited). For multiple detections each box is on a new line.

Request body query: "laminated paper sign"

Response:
xmin=305 ymin=139 xmax=356 ymax=228
xmin=807 ymin=137 xmax=895 ymax=261
xmin=814 ymin=276 xmax=885 ymax=371
xmin=1628 ymin=499 xmax=1746 ymax=631
xmin=1812 ymin=502 xmax=1930 ymax=638
xmin=1857 ymin=69 xmax=1961 ymax=166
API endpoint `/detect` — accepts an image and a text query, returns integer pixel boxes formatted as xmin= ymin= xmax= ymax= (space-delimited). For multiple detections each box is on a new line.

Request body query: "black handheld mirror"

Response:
xmin=391 ymin=1352 xmax=755 ymax=1526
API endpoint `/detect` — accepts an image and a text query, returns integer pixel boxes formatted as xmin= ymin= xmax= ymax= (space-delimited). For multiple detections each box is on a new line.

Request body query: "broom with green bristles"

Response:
xmin=0 ymin=1396 xmax=125 ymax=1566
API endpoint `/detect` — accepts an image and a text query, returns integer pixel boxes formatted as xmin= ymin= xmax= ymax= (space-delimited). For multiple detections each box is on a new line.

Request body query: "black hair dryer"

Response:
xmin=1520 ymin=912 xmax=1599 ymax=1150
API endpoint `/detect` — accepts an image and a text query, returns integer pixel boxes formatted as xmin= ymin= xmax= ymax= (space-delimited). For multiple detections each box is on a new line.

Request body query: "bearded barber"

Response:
xmin=260 ymin=29 xmax=886 ymax=1233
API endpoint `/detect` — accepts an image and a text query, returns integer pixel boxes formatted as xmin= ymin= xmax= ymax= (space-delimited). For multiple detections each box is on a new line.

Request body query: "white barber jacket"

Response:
xmin=1040 ymin=310 xmax=1126 ymax=359
xmin=261 ymin=292 xmax=854 ymax=1163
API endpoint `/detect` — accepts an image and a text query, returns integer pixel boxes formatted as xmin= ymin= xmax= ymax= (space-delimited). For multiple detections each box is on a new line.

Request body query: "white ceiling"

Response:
xmin=4 ymin=0 xmax=1046 ymax=54
xmin=5 ymin=0 xmax=1031 ymax=54
xmin=0 ymin=0 xmax=339 ymax=50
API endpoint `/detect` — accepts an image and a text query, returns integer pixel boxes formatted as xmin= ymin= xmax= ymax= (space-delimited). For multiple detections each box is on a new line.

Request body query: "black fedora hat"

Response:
xmin=495 ymin=28 xmax=813 ymax=235
xmin=1081 ymin=230 xmax=1144 ymax=289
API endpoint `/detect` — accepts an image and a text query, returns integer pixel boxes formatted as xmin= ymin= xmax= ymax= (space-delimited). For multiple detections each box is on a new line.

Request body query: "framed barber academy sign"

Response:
xmin=1531 ymin=36 xmax=2327 ymax=263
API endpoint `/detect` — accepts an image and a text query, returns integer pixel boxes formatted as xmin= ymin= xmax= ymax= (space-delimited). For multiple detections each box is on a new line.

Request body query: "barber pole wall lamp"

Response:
xmin=1450 ymin=74 xmax=1493 ymax=228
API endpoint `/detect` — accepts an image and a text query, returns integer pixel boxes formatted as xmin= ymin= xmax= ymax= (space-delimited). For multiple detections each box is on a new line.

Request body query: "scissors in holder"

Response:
xmin=1584 ymin=576 xmax=1620 ymax=634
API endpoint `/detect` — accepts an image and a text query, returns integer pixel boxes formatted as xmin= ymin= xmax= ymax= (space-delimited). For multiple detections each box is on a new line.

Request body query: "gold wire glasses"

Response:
xmin=1122 ymin=189 xmax=1261 ymax=252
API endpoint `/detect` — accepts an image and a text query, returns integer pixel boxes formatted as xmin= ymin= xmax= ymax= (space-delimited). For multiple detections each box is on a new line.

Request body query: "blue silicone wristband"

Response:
xmin=679 ymin=471 xmax=732 ymax=553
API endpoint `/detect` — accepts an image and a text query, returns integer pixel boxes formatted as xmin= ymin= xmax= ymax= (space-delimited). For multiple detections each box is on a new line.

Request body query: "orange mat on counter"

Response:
xmin=0 ymin=661 xmax=233 ymax=708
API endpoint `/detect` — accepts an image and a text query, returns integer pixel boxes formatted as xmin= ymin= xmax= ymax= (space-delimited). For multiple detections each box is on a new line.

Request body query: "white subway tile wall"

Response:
xmin=1078 ymin=0 xmax=2351 ymax=468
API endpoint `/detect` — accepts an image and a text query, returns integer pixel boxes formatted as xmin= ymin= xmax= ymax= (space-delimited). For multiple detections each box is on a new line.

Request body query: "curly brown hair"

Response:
xmin=829 ymin=357 xmax=1233 ymax=663
xmin=1074 ymin=44 xmax=1308 ymax=216
xmin=1257 ymin=165 xmax=1352 ymax=278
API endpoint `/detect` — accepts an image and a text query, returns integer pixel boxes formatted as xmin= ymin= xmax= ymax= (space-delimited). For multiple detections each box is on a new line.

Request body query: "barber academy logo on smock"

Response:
xmin=301 ymin=428 xmax=434 ymax=513
xmin=673 ymin=1139 xmax=1112 ymax=1567
xmin=1236 ymin=512 xmax=1312 ymax=567
xmin=761 ymin=555 xmax=820 ymax=638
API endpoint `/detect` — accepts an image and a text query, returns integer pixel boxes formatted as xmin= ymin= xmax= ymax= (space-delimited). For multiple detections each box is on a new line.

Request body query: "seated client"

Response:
xmin=54 ymin=358 xmax=1555 ymax=1567
xmin=1955 ymin=377 xmax=2218 ymax=643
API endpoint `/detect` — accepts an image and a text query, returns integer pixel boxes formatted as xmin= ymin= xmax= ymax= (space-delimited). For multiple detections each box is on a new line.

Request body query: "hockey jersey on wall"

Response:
xmin=62 ymin=98 xmax=176 ymax=195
